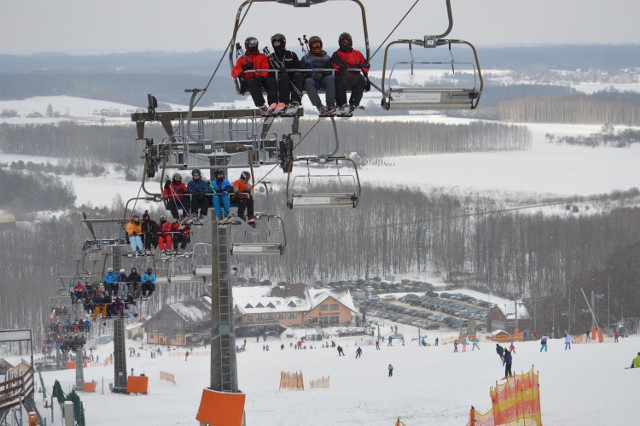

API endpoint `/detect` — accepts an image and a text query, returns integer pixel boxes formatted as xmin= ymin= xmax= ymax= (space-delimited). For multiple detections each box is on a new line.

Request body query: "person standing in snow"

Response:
xmin=185 ymin=350 xmax=189 ymax=361
xmin=337 ymin=345 xmax=345 ymax=356
xmin=564 ymin=332 xmax=572 ymax=350
xmin=509 ymin=341 xmax=516 ymax=354
xmin=496 ymin=343 xmax=505 ymax=363
xmin=453 ymin=339 xmax=459 ymax=352
xmin=388 ymin=363 xmax=394 ymax=377
xmin=614 ymin=328 xmax=619 ymax=343
xmin=540 ymin=335 xmax=549 ymax=352
xmin=461 ymin=337 xmax=468 ymax=352
xmin=503 ymin=350 xmax=513 ymax=379
xmin=355 ymin=346 xmax=363 ymax=359
xmin=472 ymin=337 xmax=480 ymax=351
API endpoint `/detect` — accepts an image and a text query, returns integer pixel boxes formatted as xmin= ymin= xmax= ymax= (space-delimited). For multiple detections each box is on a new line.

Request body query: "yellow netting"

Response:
xmin=467 ymin=367 xmax=542 ymax=426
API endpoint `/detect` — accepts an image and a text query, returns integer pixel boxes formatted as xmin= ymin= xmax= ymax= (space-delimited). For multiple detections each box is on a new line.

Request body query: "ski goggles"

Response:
xmin=310 ymin=42 xmax=322 ymax=50
xmin=245 ymin=38 xmax=258 ymax=48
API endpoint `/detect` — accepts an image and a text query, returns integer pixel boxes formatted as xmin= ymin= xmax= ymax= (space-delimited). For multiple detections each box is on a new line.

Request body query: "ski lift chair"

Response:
xmin=381 ymin=37 xmax=483 ymax=110
xmin=230 ymin=215 xmax=286 ymax=256
xmin=286 ymin=156 xmax=361 ymax=209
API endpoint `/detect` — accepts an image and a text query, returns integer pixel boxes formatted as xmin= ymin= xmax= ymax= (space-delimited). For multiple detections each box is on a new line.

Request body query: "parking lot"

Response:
xmin=360 ymin=292 xmax=491 ymax=331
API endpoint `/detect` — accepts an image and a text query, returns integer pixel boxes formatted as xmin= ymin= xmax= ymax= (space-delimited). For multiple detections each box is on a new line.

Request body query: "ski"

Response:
xmin=334 ymin=104 xmax=365 ymax=118
xmin=280 ymin=102 xmax=301 ymax=117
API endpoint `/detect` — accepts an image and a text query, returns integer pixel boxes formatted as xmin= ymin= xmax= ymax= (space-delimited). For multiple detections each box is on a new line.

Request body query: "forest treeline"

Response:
xmin=498 ymin=90 xmax=640 ymax=126
xmin=0 ymin=121 xmax=531 ymax=168
xmin=1 ymin=187 xmax=640 ymax=347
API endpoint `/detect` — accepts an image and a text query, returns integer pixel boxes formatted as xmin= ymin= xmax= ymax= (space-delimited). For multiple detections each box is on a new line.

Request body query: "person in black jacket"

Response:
xmin=301 ymin=35 xmax=336 ymax=114
xmin=141 ymin=211 xmax=158 ymax=255
xmin=503 ymin=350 xmax=513 ymax=378
xmin=268 ymin=33 xmax=304 ymax=106
xmin=496 ymin=343 xmax=505 ymax=363
xmin=127 ymin=267 xmax=142 ymax=297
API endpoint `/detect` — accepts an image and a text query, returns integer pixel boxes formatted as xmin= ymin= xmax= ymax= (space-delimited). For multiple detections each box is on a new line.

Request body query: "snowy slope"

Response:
xmin=32 ymin=333 xmax=640 ymax=425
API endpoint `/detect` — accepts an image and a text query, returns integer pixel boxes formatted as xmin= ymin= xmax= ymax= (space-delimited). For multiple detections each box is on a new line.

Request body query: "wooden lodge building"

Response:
xmin=143 ymin=284 xmax=357 ymax=345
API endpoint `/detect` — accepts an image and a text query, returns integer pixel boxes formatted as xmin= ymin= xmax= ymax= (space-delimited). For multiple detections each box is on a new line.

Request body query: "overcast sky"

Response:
xmin=1 ymin=0 xmax=638 ymax=55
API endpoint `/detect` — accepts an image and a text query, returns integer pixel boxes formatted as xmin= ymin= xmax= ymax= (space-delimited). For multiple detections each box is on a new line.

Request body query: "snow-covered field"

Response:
xmin=27 ymin=332 xmax=640 ymax=425
xmin=1 ymin=96 xmax=639 ymax=209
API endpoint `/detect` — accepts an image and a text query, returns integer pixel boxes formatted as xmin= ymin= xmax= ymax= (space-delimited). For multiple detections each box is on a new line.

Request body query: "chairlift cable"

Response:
xmin=192 ymin=0 xmax=256 ymax=108
xmin=370 ymin=0 xmax=422 ymax=61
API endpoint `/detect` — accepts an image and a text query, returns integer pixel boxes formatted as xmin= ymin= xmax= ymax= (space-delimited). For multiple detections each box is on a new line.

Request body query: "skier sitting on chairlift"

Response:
xmin=231 ymin=36 xmax=277 ymax=114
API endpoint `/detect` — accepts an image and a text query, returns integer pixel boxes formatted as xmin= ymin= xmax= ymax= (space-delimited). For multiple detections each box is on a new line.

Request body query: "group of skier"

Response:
xmin=160 ymin=168 xmax=256 ymax=228
xmin=232 ymin=32 xmax=369 ymax=116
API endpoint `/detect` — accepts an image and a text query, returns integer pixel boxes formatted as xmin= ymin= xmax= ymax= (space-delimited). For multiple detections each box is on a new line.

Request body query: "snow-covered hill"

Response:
xmin=27 ymin=331 xmax=640 ymax=425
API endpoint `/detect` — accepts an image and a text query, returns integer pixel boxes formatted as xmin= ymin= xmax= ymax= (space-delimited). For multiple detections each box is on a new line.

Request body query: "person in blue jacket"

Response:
xmin=103 ymin=267 xmax=118 ymax=297
xmin=187 ymin=169 xmax=212 ymax=223
xmin=209 ymin=168 xmax=234 ymax=223
xmin=141 ymin=268 xmax=156 ymax=297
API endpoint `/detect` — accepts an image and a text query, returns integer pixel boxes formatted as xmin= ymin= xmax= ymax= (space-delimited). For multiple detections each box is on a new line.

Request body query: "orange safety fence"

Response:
xmin=279 ymin=371 xmax=304 ymax=391
xmin=467 ymin=366 xmax=542 ymax=426
xmin=160 ymin=370 xmax=176 ymax=385
xmin=309 ymin=376 xmax=330 ymax=389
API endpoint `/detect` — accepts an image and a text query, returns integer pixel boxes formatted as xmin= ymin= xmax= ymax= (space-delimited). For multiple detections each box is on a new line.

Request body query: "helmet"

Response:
xmin=119 ymin=269 xmax=125 ymax=273
xmin=309 ymin=36 xmax=323 ymax=54
xmin=107 ymin=267 xmax=113 ymax=272
xmin=192 ymin=168 xmax=201 ymax=177
xmin=172 ymin=172 xmax=182 ymax=181
xmin=244 ymin=36 xmax=259 ymax=53
xmin=240 ymin=171 xmax=251 ymax=181
xmin=159 ymin=215 xmax=167 ymax=222
xmin=214 ymin=168 xmax=225 ymax=176
xmin=271 ymin=33 xmax=286 ymax=49
xmin=339 ymin=32 xmax=353 ymax=51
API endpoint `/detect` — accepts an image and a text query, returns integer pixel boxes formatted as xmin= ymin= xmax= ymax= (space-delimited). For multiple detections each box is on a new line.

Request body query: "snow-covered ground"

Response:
xmin=1 ymin=96 xmax=639 ymax=210
xmin=25 ymin=332 xmax=640 ymax=425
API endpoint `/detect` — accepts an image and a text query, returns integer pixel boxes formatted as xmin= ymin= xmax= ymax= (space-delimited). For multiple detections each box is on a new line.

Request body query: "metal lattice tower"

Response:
xmin=112 ymin=317 xmax=127 ymax=393
xmin=210 ymin=224 xmax=238 ymax=392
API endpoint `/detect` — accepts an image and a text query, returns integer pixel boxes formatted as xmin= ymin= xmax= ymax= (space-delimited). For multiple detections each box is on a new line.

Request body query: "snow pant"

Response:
xmin=335 ymin=73 xmax=365 ymax=107
xmin=388 ymin=369 xmax=393 ymax=377
xmin=540 ymin=343 xmax=547 ymax=352
xmin=158 ymin=234 xmax=172 ymax=251
xmin=118 ymin=283 xmax=128 ymax=298
xmin=213 ymin=193 xmax=231 ymax=218
xmin=128 ymin=282 xmax=139 ymax=297
xmin=565 ymin=342 xmax=571 ymax=350
xmin=143 ymin=233 xmax=157 ymax=250
xmin=141 ymin=281 xmax=154 ymax=297
xmin=505 ymin=363 xmax=512 ymax=378
xmin=93 ymin=305 xmax=106 ymax=321
xmin=107 ymin=282 xmax=119 ymax=297
xmin=247 ymin=76 xmax=278 ymax=107
xmin=166 ymin=199 xmax=188 ymax=220
xmin=277 ymin=72 xmax=304 ymax=104
xmin=129 ymin=235 xmax=143 ymax=253
xmin=233 ymin=195 xmax=255 ymax=219
xmin=190 ymin=194 xmax=209 ymax=217
xmin=173 ymin=235 xmax=189 ymax=250
xmin=305 ymin=75 xmax=336 ymax=107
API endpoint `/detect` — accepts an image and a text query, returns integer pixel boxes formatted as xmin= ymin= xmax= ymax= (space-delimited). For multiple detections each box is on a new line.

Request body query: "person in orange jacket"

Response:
xmin=125 ymin=215 xmax=143 ymax=256
xmin=232 ymin=171 xmax=256 ymax=225
xmin=231 ymin=36 xmax=277 ymax=113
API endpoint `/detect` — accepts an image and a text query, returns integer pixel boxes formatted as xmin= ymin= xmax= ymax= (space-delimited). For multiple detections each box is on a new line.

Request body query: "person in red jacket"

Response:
xmin=157 ymin=215 xmax=173 ymax=255
xmin=231 ymin=36 xmax=277 ymax=113
xmin=331 ymin=32 xmax=369 ymax=112
xmin=162 ymin=173 xmax=189 ymax=220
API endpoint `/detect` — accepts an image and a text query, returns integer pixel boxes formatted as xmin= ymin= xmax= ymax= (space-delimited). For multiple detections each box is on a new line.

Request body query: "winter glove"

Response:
xmin=242 ymin=62 xmax=254 ymax=72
